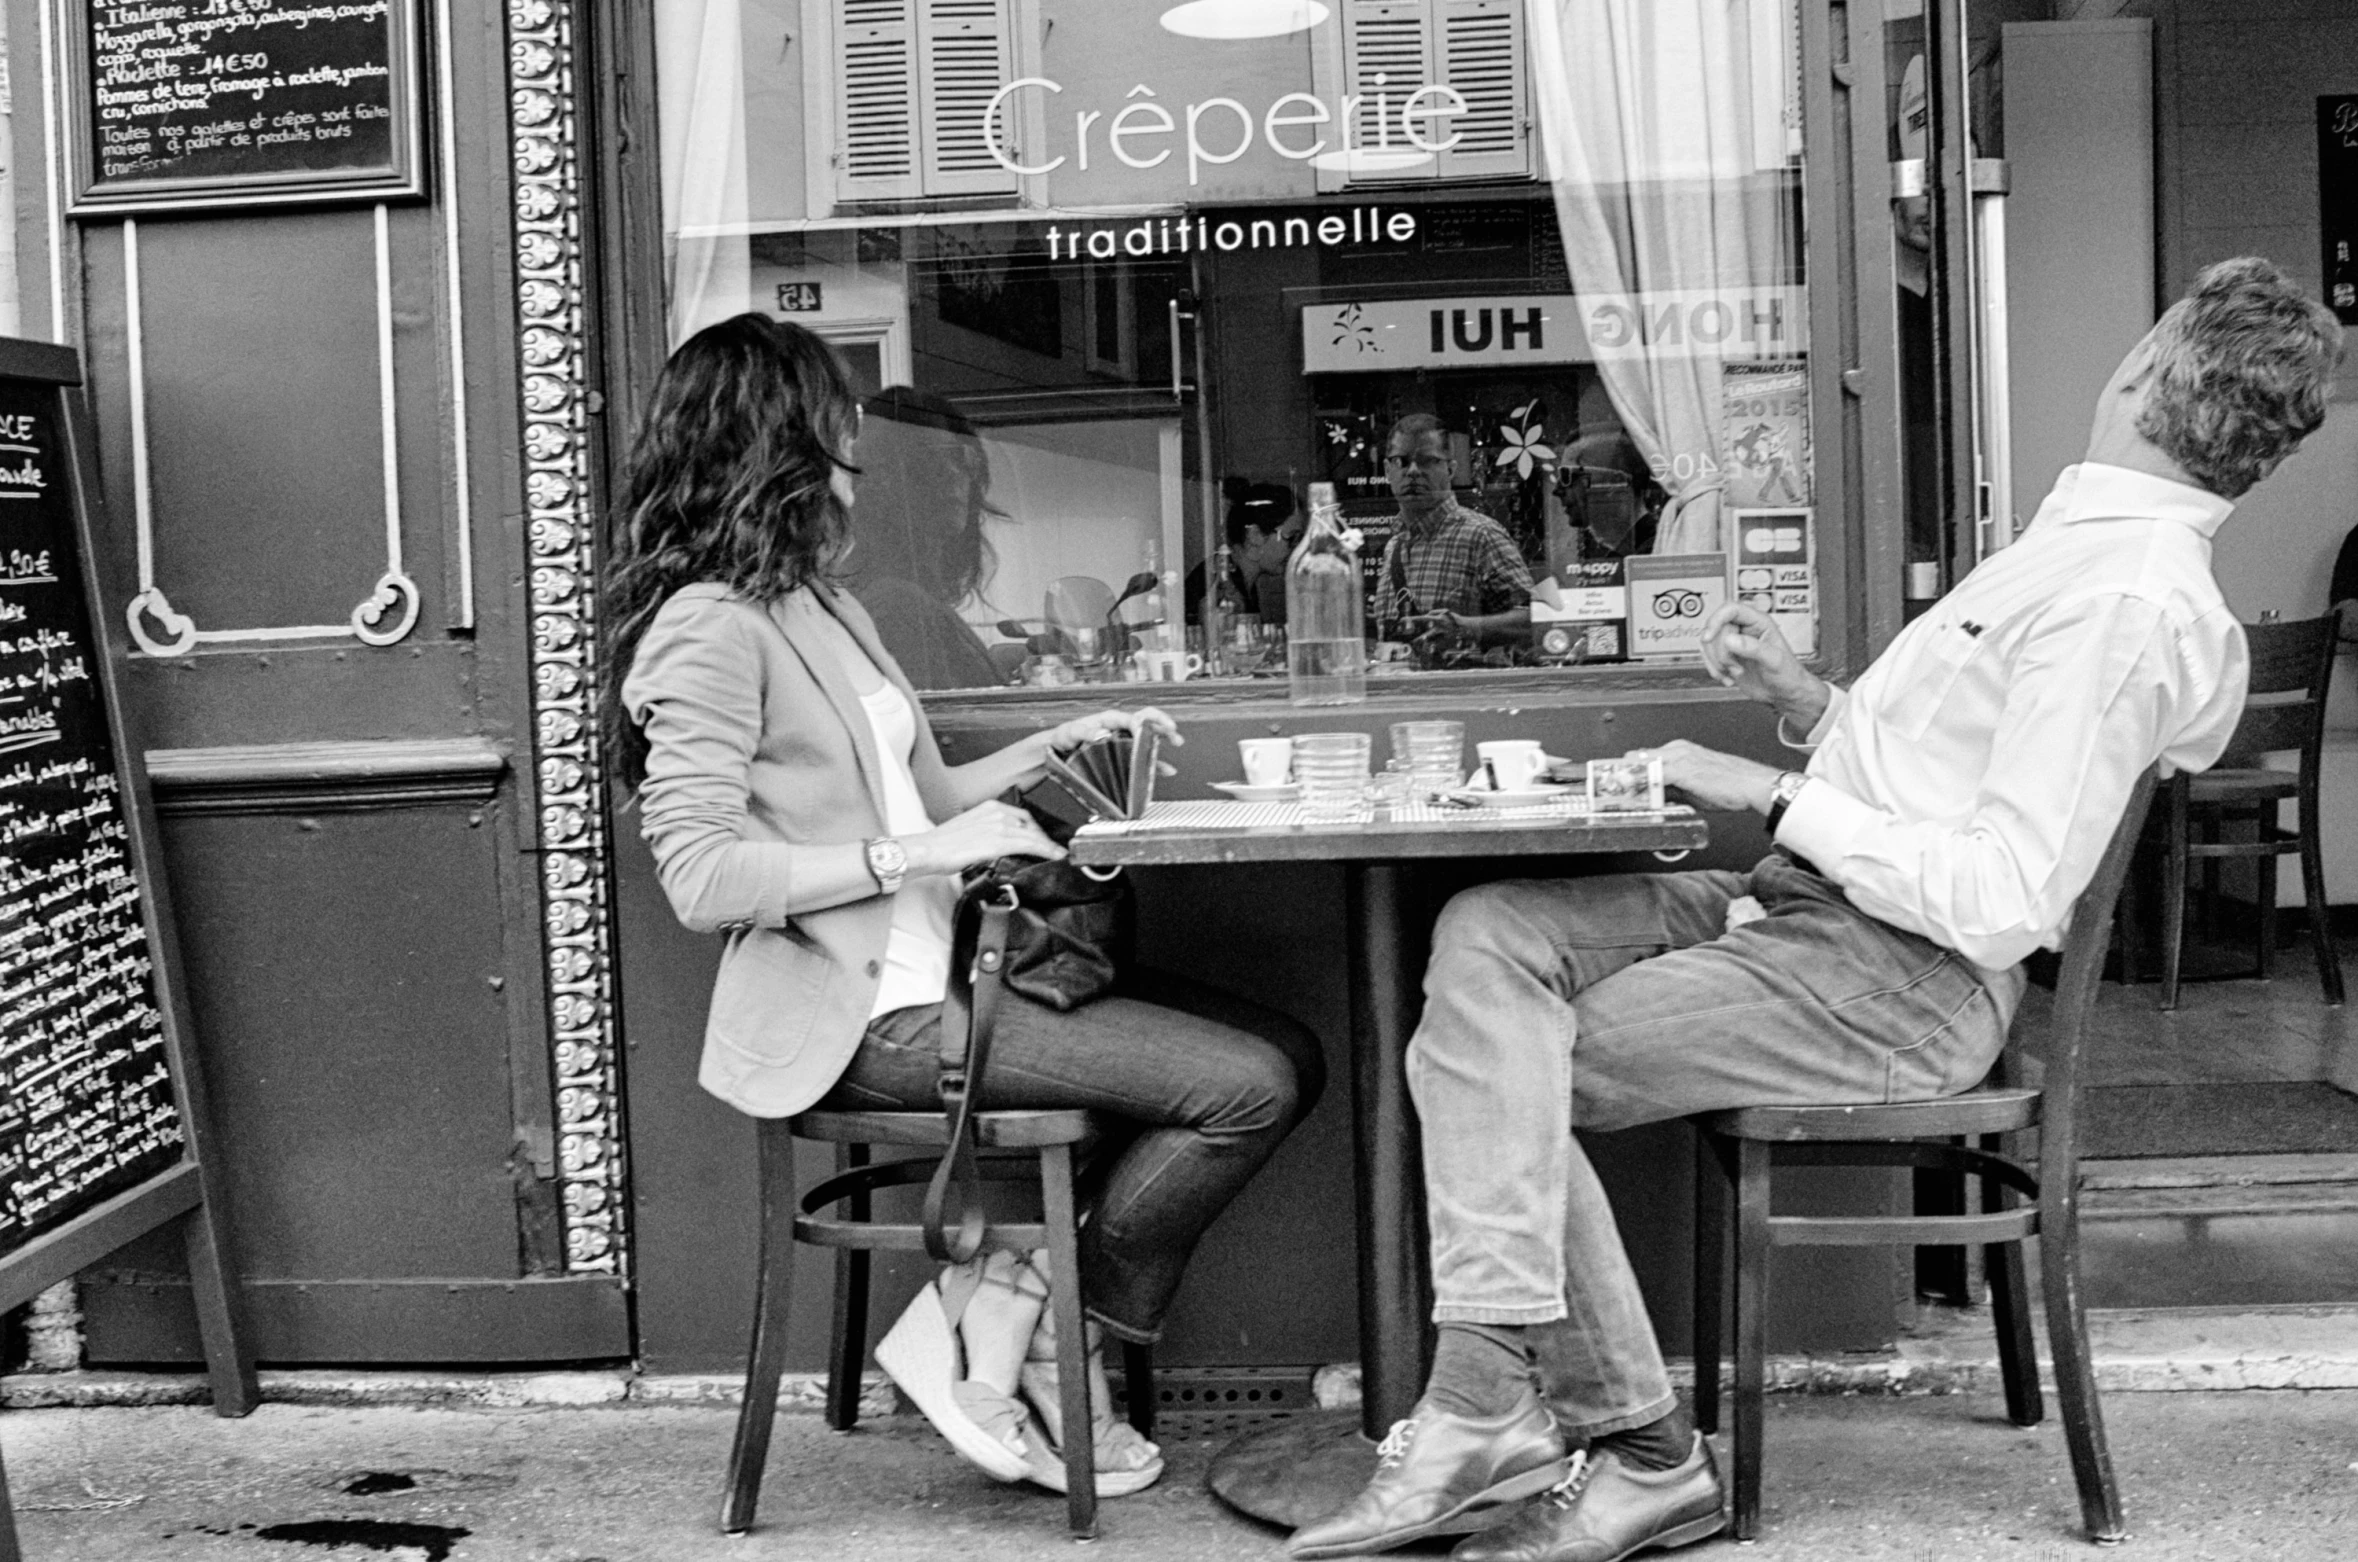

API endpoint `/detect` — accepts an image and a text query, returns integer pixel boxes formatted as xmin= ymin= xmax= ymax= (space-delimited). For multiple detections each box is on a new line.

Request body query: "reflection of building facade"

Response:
xmin=2 ymin=1 xmax=2351 ymax=1376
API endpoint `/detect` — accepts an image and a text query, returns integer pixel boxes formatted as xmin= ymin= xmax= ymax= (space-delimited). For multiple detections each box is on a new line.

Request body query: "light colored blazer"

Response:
xmin=622 ymin=581 xmax=961 ymax=1117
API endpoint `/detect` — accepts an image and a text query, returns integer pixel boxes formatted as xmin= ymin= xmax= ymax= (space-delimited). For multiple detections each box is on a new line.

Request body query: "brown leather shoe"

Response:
xmin=1450 ymin=1435 xmax=1725 ymax=1562
xmin=1285 ymin=1396 xmax=1568 ymax=1559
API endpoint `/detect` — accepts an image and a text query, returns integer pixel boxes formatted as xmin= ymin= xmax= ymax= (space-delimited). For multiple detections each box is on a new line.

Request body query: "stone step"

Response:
xmin=2079 ymin=1153 xmax=2358 ymax=1309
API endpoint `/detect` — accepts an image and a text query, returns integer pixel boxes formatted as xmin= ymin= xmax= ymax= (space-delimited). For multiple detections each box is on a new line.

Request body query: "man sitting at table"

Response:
xmin=1289 ymin=259 xmax=2343 ymax=1562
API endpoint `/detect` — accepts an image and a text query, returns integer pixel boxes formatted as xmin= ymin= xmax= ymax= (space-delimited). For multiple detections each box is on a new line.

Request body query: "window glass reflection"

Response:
xmin=651 ymin=0 xmax=1813 ymax=688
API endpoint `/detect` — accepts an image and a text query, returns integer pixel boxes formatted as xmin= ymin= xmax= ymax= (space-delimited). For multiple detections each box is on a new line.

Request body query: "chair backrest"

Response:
xmin=2221 ymin=613 xmax=2338 ymax=764
xmin=2033 ymin=767 xmax=2161 ymax=1205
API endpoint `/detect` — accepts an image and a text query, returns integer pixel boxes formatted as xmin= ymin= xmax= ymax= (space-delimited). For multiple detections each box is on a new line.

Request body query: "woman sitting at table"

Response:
xmin=604 ymin=314 xmax=1322 ymax=1498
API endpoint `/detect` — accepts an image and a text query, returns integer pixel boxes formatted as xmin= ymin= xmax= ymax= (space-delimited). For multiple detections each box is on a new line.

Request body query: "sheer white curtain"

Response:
xmin=1530 ymin=0 xmax=1799 ymax=554
xmin=658 ymin=0 xmax=753 ymax=343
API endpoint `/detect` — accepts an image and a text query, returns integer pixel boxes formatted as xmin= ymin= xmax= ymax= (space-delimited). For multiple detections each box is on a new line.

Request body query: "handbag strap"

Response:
xmin=924 ymin=878 xmax=1017 ymax=1265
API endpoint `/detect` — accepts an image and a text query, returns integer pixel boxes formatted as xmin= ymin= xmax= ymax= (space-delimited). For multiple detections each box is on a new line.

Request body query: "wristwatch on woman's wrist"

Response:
xmin=1764 ymin=771 xmax=1809 ymax=836
xmin=863 ymin=836 xmax=908 ymax=894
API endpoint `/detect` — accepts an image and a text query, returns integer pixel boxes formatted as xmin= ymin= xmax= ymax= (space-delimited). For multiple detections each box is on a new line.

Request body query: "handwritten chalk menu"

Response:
xmin=66 ymin=0 xmax=426 ymax=215
xmin=0 ymin=379 xmax=184 ymax=1247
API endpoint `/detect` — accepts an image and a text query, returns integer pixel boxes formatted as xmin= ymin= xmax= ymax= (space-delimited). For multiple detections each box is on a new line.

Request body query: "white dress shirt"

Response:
xmin=1777 ymin=463 xmax=2249 ymax=971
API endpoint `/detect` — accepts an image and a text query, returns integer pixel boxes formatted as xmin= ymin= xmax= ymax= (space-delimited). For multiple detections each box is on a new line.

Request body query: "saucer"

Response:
xmin=1446 ymin=783 xmax=1574 ymax=808
xmin=1214 ymin=780 xmax=1302 ymax=803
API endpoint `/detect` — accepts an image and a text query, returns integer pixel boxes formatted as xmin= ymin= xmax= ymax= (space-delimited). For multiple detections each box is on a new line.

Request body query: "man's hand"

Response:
xmin=1697 ymin=603 xmax=1830 ymax=732
xmin=1627 ymin=740 xmax=1783 ymax=814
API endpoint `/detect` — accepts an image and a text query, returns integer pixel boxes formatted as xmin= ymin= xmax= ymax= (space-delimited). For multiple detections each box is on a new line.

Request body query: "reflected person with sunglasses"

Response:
xmin=1374 ymin=415 xmax=1535 ymax=660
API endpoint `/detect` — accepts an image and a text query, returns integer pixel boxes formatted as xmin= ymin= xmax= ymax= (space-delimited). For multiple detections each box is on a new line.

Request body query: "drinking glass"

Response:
xmin=1389 ymin=720 xmax=1465 ymax=795
xmin=1294 ymin=731 xmax=1372 ymax=821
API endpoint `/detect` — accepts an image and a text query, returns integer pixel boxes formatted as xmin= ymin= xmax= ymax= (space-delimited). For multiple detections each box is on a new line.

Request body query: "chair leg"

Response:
xmin=1121 ymin=1341 xmax=1157 ymax=1438
xmin=2200 ymin=816 xmax=2221 ymax=939
xmin=825 ymin=1143 xmax=872 ymax=1432
xmin=1981 ymin=1136 xmax=2042 ymax=1428
xmin=2256 ymin=844 xmax=2278 ymax=981
xmin=2299 ymin=800 xmax=2343 ymax=1006
xmin=1690 ymin=1127 xmax=1730 ymax=1438
xmin=2040 ymin=1207 xmax=2127 ymax=1541
xmin=723 ymin=1118 xmax=799 ymax=1535
xmin=1040 ymin=1143 xmax=1098 ymax=1539
xmin=1730 ymin=1138 xmax=1772 ymax=1542
xmin=2162 ymin=784 xmax=2191 ymax=1010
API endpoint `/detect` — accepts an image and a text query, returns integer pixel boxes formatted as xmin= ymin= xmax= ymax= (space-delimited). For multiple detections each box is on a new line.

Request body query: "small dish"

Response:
xmin=1445 ymin=783 xmax=1575 ymax=808
xmin=1213 ymin=780 xmax=1303 ymax=803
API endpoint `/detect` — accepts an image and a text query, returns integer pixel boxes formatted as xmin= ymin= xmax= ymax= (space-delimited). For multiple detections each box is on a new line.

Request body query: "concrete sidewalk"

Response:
xmin=3 ymin=1388 xmax=2353 ymax=1561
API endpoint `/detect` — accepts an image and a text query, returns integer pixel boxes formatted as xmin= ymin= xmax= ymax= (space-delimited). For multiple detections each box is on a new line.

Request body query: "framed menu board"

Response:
xmin=63 ymin=0 xmax=427 ymax=216
xmin=0 ymin=337 xmax=255 ymax=1549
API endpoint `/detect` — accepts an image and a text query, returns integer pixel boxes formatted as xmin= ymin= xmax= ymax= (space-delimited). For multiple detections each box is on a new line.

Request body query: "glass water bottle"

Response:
xmin=1287 ymin=483 xmax=1367 ymax=706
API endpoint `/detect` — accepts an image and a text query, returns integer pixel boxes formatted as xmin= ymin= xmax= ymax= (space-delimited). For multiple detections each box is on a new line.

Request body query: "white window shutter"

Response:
xmin=1436 ymin=0 xmax=1529 ymax=180
xmin=1341 ymin=0 xmax=1436 ymax=166
xmin=918 ymin=0 xmax=1019 ymax=197
xmin=838 ymin=0 xmax=923 ymax=203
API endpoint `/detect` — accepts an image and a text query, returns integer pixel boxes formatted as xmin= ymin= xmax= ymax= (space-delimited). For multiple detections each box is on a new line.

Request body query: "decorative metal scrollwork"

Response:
xmin=503 ymin=0 xmax=627 ymax=1278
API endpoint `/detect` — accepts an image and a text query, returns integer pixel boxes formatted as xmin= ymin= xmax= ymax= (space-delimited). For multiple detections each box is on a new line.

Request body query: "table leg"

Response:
xmin=1207 ymin=861 xmax=1436 ymax=1529
xmin=1345 ymin=860 xmax=1434 ymax=1435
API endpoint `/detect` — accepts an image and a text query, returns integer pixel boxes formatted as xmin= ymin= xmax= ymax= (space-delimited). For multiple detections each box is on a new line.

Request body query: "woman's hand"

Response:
xmin=902 ymin=800 xmax=1066 ymax=879
xmin=999 ymin=707 xmax=1184 ymax=790
xmin=1045 ymin=706 xmax=1182 ymax=758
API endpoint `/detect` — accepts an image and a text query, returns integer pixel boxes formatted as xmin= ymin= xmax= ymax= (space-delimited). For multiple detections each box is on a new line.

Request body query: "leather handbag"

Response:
xmin=919 ymin=817 xmax=1128 ymax=1264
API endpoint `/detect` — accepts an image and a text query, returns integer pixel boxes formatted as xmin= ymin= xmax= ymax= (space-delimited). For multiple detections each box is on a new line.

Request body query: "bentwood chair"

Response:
xmin=2157 ymin=612 xmax=2343 ymax=1009
xmin=721 ymin=1107 xmax=1156 ymax=1540
xmin=1691 ymin=769 xmax=2157 ymax=1544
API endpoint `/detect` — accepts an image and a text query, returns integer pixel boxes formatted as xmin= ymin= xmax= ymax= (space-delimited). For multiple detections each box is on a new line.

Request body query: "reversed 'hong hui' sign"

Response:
xmin=1301 ymin=288 xmax=1810 ymax=374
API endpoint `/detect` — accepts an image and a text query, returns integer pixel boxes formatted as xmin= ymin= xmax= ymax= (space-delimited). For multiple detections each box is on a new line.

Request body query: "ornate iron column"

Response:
xmin=502 ymin=0 xmax=627 ymax=1277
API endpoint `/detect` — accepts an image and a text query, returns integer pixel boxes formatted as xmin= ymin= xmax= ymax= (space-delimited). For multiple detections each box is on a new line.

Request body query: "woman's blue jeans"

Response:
xmin=1408 ymin=852 xmax=2023 ymax=1437
xmin=820 ymin=969 xmax=1324 ymax=1344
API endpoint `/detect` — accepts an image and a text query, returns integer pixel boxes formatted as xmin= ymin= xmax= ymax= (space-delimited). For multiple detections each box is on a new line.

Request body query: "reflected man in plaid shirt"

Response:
xmin=1376 ymin=414 xmax=1535 ymax=651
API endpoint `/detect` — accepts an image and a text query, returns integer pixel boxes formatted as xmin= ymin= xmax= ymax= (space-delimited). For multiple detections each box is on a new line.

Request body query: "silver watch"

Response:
xmin=1765 ymin=771 xmax=1809 ymax=834
xmin=863 ymin=836 xmax=908 ymax=894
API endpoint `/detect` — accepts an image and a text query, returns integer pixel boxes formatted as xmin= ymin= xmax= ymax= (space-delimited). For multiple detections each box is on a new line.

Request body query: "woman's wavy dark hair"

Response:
xmin=602 ymin=314 xmax=859 ymax=785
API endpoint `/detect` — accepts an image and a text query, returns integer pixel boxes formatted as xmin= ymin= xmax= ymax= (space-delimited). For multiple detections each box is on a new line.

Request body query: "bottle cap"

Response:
xmin=1307 ymin=481 xmax=1337 ymax=510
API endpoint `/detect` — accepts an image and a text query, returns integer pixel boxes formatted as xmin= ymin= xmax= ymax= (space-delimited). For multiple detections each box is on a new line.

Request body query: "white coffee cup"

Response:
xmin=1239 ymin=738 xmax=1295 ymax=787
xmin=1137 ymin=649 xmax=1204 ymax=683
xmin=1475 ymin=739 xmax=1548 ymax=792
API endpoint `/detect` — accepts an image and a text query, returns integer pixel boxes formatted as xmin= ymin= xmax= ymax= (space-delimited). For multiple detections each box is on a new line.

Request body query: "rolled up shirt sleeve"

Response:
xmin=1774 ymin=593 xmax=2196 ymax=970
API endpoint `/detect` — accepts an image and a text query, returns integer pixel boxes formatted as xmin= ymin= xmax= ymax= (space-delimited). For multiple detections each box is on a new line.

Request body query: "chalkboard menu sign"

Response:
xmin=0 ymin=340 xmax=253 ymax=1464
xmin=64 ymin=0 xmax=427 ymax=215
xmin=0 ymin=379 xmax=186 ymax=1243
xmin=2323 ymin=97 xmax=2358 ymax=327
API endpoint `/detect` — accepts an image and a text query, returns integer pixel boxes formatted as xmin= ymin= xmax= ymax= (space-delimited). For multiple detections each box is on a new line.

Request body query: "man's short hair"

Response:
xmin=2138 ymin=257 xmax=2343 ymax=499
xmin=1387 ymin=412 xmax=1448 ymax=450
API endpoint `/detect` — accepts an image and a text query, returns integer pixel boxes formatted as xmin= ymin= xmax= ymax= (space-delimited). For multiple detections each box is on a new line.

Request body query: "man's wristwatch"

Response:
xmin=1764 ymin=771 xmax=1809 ymax=836
xmin=862 ymin=837 xmax=908 ymax=895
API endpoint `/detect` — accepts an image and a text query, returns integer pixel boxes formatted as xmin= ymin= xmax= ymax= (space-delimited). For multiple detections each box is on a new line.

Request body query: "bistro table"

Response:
xmin=1071 ymin=795 xmax=1710 ymax=1528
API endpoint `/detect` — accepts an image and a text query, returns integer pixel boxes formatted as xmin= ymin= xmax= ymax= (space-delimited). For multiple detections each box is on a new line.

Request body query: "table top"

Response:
xmin=1070 ymin=796 xmax=1710 ymax=866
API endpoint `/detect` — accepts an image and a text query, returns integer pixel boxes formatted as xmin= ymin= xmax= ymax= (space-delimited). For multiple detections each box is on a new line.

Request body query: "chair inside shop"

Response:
xmin=1689 ymin=767 xmax=2158 ymax=1544
xmin=721 ymin=1108 xmax=1156 ymax=1540
xmin=2148 ymin=611 xmax=2344 ymax=1009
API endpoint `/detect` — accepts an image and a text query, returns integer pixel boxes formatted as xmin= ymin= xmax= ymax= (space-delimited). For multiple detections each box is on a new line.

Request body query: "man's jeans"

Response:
xmin=1407 ymin=853 xmax=2023 ymax=1437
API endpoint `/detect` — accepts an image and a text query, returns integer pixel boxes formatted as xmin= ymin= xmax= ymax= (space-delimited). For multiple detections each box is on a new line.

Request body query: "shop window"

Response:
xmin=1321 ymin=0 xmax=1531 ymax=186
xmin=648 ymin=1 xmax=1814 ymax=693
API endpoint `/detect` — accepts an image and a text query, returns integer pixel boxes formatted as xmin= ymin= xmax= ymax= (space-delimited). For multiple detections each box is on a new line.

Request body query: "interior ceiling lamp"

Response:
xmin=1160 ymin=1 xmax=1330 ymax=41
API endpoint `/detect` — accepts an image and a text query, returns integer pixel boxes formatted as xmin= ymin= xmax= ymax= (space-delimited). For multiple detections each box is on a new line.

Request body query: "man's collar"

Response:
xmin=1399 ymin=494 xmax=1461 ymax=536
xmin=2045 ymin=462 xmax=2234 ymax=538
